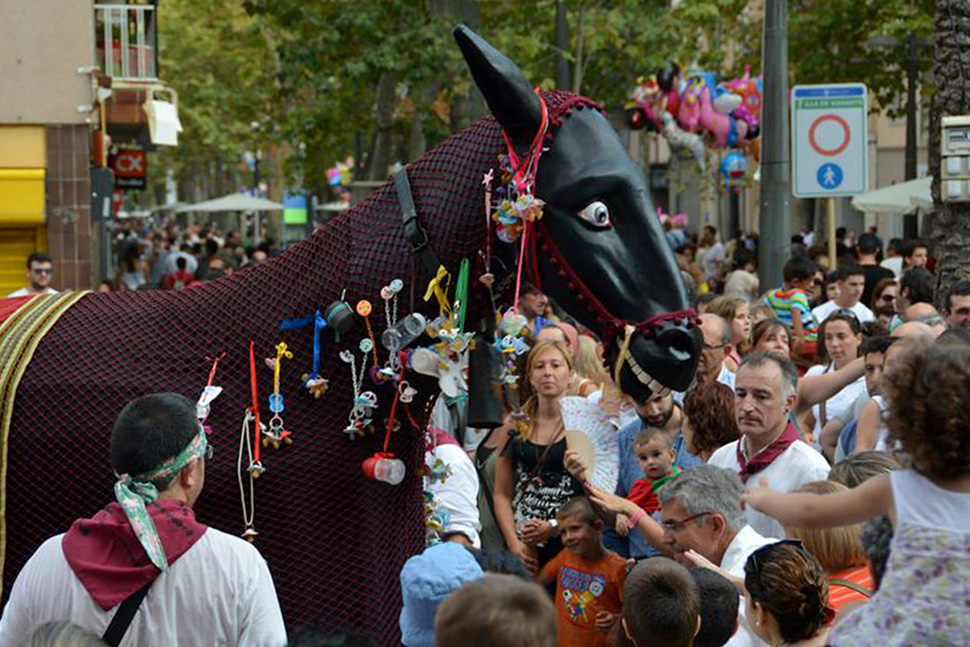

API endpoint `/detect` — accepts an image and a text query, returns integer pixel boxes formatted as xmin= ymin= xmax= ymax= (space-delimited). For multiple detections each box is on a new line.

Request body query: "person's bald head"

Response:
xmin=904 ymin=302 xmax=939 ymax=322
xmin=891 ymin=320 xmax=936 ymax=340
xmin=697 ymin=314 xmax=731 ymax=382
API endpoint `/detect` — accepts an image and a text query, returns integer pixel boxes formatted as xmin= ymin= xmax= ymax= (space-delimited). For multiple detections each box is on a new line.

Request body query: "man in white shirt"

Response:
xmin=7 ymin=253 xmax=59 ymax=298
xmin=658 ymin=465 xmax=776 ymax=647
xmin=709 ymin=352 xmax=830 ymax=539
xmin=811 ymin=263 xmax=874 ymax=325
xmin=0 ymin=393 xmax=287 ymax=647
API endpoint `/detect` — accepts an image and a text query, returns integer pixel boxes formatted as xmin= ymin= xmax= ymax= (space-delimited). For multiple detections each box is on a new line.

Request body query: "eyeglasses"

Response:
xmin=31 ymin=268 xmax=53 ymax=276
xmin=660 ymin=511 xmax=712 ymax=532
xmin=703 ymin=343 xmax=727 ymax=351
xmin=879 ymin=294 xmax=897 ymax=302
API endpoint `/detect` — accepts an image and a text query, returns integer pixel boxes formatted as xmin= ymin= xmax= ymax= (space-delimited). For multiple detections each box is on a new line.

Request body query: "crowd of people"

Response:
xmin=395 ymin=224 xmax=969 ymax=647
xmin=5 ymin=219 xmax=276 ymax=299
xmin=0 ymin=221 xmax=968 ymax=647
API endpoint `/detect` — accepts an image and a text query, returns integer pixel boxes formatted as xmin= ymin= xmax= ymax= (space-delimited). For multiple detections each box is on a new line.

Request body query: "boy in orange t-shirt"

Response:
xmin=538 ymin=497 xmax=627 ymax=647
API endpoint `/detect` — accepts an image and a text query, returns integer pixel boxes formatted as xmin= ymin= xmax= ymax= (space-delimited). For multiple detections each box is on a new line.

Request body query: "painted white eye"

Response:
xmin=578 ymin=201 xmax=612 ymax=228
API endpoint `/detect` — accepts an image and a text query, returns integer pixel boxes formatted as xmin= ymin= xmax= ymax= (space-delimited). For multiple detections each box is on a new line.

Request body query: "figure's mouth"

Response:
xmin=625 ymin=352 xmax=672 ymax=398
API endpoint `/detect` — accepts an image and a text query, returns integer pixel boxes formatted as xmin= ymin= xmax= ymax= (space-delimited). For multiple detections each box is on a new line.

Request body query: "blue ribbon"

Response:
xmin=280 ymin=310 xmax=328 ymax=379
xmin=312 ymin=310 xmax=326 ymax=378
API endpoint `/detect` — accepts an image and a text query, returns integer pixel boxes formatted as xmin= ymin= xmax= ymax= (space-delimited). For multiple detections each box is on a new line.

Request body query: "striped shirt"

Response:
xmin=763 ymin=289 xmax=817 ymax=342
xmin=828 ymin=564 xmax=874 ymax=616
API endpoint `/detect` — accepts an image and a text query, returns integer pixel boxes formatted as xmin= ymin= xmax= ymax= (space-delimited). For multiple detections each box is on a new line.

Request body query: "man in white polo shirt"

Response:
xmin=709 ymin=351 xmax=830 ymax=539
xmin=658 ymin=465 xmax=776 ymax=647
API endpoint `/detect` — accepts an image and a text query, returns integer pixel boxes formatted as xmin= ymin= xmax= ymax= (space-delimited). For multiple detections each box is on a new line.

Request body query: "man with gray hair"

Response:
xmin=708 ymin=351 xmax=830 ymax=539
xmin=658 ymin=465 xmax=775 ymax=647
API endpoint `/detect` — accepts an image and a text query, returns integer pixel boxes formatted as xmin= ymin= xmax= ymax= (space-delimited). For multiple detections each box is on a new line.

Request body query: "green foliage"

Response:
xmin=152 ymin=0 xmax=276 ymax=192
xmin=150 ymin=0 xmax=933 ymax=201
xmin=787 ymin=0 xmax=934 ymax=117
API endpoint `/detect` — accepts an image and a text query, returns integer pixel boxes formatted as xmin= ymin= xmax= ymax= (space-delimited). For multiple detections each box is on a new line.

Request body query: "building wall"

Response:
xmin=0 ymin=0 xmax=94 ymax=125
xmin=45 ymin=125 xmax=93 ymax=290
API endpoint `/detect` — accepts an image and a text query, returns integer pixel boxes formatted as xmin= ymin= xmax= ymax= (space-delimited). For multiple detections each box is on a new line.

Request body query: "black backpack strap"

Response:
xmin=102 ymin=581 xmax=152 ymax=647
xmin=395 ymin=169 xmax=441 ymax=278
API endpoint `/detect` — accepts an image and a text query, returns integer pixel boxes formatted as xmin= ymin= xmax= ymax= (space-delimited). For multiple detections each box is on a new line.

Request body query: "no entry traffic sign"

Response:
xmin=792 ymin=84 xmax=868 ymax=197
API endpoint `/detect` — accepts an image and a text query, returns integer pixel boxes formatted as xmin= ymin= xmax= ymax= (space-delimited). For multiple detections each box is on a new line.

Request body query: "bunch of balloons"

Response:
xmin=628 ymin=62 xmax=762 ymax=182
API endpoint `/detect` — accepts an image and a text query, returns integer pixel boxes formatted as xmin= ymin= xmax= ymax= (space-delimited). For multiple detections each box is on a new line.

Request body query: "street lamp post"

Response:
xmin=759 ymin=0 xmax=791 ymax=291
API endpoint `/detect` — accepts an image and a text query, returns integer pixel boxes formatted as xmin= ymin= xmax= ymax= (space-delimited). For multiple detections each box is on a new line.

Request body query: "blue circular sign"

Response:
xmin=817 ymin=163 xmax=843 ymax=190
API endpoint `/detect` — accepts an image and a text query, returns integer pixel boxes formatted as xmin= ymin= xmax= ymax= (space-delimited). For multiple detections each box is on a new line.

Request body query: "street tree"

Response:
xmin=929 ymin=0 xmax=970 ymax=302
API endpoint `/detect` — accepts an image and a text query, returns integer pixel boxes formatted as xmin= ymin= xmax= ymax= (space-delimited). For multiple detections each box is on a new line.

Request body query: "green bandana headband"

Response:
xmin=113 ymin=425 xmax=208 ymax=571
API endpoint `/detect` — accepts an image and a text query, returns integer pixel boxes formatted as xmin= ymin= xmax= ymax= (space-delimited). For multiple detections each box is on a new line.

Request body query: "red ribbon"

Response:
xmin=248 ymin=341 xmax=261 ymax=464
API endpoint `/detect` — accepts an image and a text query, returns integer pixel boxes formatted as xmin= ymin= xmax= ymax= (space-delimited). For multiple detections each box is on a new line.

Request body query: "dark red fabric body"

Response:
xmin=62 ymin=500 xmax=207 ymax=610
xmin=2 ymin=93 xmax=587 ymax=644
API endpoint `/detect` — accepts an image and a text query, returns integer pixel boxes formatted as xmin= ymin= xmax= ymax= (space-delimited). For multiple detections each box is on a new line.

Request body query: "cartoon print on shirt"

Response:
xmin=560 ymin=567 xmax=606 ymax=623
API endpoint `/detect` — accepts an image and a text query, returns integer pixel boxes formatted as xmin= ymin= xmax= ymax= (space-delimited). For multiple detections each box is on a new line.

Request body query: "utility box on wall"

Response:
xmin=941 ymin=115 xmax=970 ymax=202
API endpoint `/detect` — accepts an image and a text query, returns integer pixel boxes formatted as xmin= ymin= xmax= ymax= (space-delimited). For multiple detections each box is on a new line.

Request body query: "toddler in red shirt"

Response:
xmin=616 ymin=427 xmax=681 ymax=537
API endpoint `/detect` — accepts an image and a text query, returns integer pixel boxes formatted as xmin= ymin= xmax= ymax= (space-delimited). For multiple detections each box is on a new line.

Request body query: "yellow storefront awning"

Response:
xmin=0 ymin=169 xmax=45 ymax=226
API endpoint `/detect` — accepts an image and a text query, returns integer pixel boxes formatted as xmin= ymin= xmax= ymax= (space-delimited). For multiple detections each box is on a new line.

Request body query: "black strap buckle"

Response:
xmin=395 ymin=169 xmax=440 ymax=275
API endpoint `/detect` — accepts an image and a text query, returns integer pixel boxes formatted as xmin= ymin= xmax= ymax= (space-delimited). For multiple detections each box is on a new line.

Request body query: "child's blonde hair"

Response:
xmin=573 ymin=335 xmax=607 ymax=385
xmin=435 ymin=574 xmax=557 ymax=647
xmin=785 ymin=481 xmax=866 ymax=571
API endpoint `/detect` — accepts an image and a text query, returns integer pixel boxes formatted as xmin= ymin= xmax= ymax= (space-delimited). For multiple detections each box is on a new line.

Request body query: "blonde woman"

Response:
xmin=784 ymin=481 xmax=873 ymax=616
xmin=493 ymin=340 xmax=582 ymax=574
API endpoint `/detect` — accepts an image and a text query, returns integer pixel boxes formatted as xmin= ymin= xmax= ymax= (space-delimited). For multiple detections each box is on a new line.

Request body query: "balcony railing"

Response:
xmin=95 ymin=4 xmax=157 ymax=81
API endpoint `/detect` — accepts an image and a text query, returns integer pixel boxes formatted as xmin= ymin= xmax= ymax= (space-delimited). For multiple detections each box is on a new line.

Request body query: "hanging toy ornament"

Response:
xmin=264 ymin=342 xmax=294 ymax=449
xmin=197 ymin=352 xmax=225 ymax=424
xmin=280 ymin=310 xmax=330 ymax=398
xmin=238 ymin=341 xmax=264 ymax=541
xmin=481 ymin=170 xmax=495 ymax=287
xmin=324 ymin=295 xmax=355 ymax=343
xmin=340 ymin=341 xmax=378 ymax=441
xmin=363 ymin=353 xmax=409 ymax=485
xmin=381 ymin=279 xmax=403 ymax=329
xmin=303 ymin=311 xmax=329 ymax=398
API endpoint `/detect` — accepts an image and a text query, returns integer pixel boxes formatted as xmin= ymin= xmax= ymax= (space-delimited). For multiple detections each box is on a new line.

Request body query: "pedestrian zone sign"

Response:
xmin=792 ymin=83 xmax=868 ymax=198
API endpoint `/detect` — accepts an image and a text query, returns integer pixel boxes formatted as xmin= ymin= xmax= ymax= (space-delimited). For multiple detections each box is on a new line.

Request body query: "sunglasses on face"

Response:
xmin=32 ymin=268 xmax=52 ymax=276
xmin=879 ymin=294 xmax=896 ymax=302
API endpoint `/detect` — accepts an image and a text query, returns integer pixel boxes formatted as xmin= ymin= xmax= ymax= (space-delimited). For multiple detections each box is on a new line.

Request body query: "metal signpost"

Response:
xmin=791 ymin=83 xmax=868 ymax=268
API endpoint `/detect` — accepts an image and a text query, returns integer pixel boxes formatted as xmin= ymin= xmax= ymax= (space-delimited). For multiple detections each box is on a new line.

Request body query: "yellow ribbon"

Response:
xmin=613 ymin=326 xmax=634 ymax=398
xmin=274 ymin=342 xmax=293 ymax=395
xmin=423 ymin=265 xmax=452 ymax=318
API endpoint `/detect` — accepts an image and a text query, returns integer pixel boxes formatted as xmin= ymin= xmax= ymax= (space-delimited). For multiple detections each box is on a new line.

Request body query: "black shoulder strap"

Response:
xmin=102 ymin=581 xmax=152 ymax=647
xmin=395 ymin=169 xmax=441 ymax=278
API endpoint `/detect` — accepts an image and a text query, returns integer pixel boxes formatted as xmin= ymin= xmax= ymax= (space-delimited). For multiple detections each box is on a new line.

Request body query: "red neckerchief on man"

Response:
xmin=62 ymin=500 xmax=207 ymax=610
xmin=736 ymin=420 xmax=800 ymax=482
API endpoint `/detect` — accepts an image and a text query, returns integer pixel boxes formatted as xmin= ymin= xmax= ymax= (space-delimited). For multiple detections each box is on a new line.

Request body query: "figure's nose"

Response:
xmin=655 ymin=325 xmax=697 ymax=363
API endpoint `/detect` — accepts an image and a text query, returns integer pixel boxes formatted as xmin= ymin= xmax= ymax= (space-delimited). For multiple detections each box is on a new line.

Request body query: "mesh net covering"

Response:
xmin=2 ymin=91 xmax=596 ymax=644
